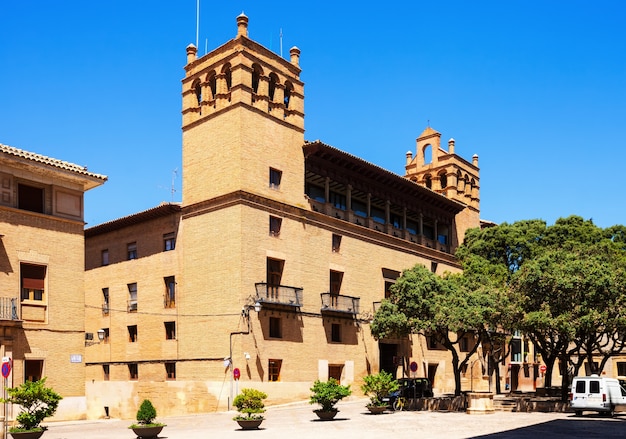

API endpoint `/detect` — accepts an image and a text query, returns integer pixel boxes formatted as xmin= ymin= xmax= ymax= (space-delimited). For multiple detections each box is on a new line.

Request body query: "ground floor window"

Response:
xmin=329 ymin=364 xmax=343 ymax=383
xmin=165 ymin=362 xmax=176 ymax=380
xmin=25 ymin=359 xmax=43 ymax=381
xmin=128 ymin=363 xmax=138 ymax=380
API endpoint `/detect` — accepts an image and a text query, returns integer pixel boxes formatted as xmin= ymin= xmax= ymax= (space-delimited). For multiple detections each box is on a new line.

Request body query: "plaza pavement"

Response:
xmin=37 ymin=398 xmax=626 ymax=439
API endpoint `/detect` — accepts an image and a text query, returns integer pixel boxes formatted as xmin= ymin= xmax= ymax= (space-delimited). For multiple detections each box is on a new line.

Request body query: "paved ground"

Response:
xmin=34 ymin=398 xmax=626 ymax=439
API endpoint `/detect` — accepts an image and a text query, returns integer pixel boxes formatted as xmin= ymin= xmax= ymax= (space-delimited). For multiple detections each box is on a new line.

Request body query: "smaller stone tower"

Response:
xmin=404 ymin=127 xmax=480 ymax=241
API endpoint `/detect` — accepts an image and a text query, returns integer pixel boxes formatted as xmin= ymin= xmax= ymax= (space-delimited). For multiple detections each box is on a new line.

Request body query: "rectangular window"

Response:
xmin=331 ymin=323 xmax=341 ymax=343
xmin=128 ymin=363 xmax=138 ymax=380
xmin=584 ymin=362 xmax=599 ymax=376
xmin=128 ymin=325 xmax=137 ymax=342
xmin=371 ymin=207 xmax=385 ymax=225
xmin=269 ymin=317 xmax=282 ymax=338
xmin=165 ymin=321 xmax=176 ymax=340
xmin=164 ymin=276 xmax=176 ymax=308
xmin=20 ymin=263 xmax=46 ymax=301
xmin=390 ymin=213 xmax=402 ymax=229
xmin=330 ymin=270 xmax=343 ymax=295
xmin=163 ymin=232 xmax=176 ymax=251
xmin=269 ymin=168 xmax=282 ymax=189
xmin=18 ymin=183 xmax=44 ymax=213
xmin=101 ymin=249 xmax=109 ymax=266
xmin=590 ymin=380 xmax=600 ymax=394
xmin=102 ymin=328 xmax=110 ymax=343
xmin=102 ymin=288 xmax=109 ymax=314
xmin=575 ymin=380 xmax=586 ymax=393
xmin=431 ymin=262 xmax=438 ymax=273
xmin=25 ymin=360 xmax=43 ymax=382
xmin=127 ymin=242 xmax=137 ymax=260
xmin=103 ymin=365 xmax=110 ymax=381
xmin=269 ymin=216 xmax=282 ymax=237
xmin=460 ymin=336 xmax=469 ymax=352
xmin=511 ymin=338 xmax=522 ymax=362
xmin=618 ymin=362 xmax=626 ymax=376
xmin=165 ymin=362 xmax=176 ymax=380
xmin=352 ymin=199 xmax=367 ymax=218
xmin=382 ymin=268 xmax=400 ymax=299
xmin=332 ymin=234 xmax=342 ymax=252
xmin=128 ymin=283 xmax=137 ymax=312
xmin=268 ymin=359 xmax=282 ymax=382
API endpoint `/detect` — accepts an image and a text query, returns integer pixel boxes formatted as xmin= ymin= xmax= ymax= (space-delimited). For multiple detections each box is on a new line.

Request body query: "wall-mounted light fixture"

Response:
xmin=85 ymin=329 xmax=106 ymax=346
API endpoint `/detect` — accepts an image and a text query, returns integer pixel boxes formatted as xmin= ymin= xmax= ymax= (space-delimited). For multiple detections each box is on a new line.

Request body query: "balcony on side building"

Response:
xmin=255 ymin=283 xmax=303 ymax=308
xmin=0 ymin=297 xmax=20 ymax=321
xmin=320 ymin=293 xmax=360 ymax=316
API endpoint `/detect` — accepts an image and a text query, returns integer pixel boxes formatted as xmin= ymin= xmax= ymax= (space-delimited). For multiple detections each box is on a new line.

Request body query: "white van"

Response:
xmin=569 ymin=375 xmax=626 ymax=416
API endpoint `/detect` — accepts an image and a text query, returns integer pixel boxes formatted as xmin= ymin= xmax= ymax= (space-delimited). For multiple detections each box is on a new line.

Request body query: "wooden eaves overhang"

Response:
xmin=85 ymin=203 xmax=182 ymax=238
xmin=303 ymin=140 xmax=466 ymax=218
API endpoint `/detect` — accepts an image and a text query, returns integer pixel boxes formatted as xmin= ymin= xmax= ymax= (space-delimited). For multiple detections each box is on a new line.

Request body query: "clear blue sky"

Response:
xmin=2 ymin=1 xmax=625 ymax=229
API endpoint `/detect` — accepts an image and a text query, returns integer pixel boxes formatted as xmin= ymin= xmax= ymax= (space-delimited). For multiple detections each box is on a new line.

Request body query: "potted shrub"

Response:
xmin=233 ymin=388 xmax=267 ymax=430
xmin=129 ymin=399 xmax=165 ymax=438
xmin=309 ymin=378 xmax=351 ymax=420
xmin=2 ymin=378 xmax=62 ymax=439
xmin=361 ymin=371 xmax=399 ymax=414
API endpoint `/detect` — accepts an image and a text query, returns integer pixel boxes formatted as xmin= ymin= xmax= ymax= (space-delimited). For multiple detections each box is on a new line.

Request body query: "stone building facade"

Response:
xmin=83 ymin=14 xmax=483 ymax=418
xmin=0 ymin=144 xmax=106 ymax=420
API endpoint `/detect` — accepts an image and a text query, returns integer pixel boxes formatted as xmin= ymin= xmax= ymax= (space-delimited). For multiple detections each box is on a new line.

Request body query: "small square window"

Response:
xmin=269 ymin=168 xmax=282 ymax=189
xmin=269 ymin=317 xmax=282 ymax=338
xmin=331 ymin=323 xmax=341 ymax=343
xmin=269 ymin=216 xmax=282 ymax=237
xmin=101 ymin=249 xmax=109 ymax=266
xmin=164 ymin=232 xmax=176 ymax=251
xmin=128 ymin=363 xmax=138 ymax=380
xmin=103 ymin=365 xmax=110 ymax=381
xmin=128 ymin=325 xmax=137 ymax=343
xmin=332 ymin=234 xmax=342 ymax=252
xmin=165 ymin=362 xmax=176 ymax=380
xmin=102 ymin=328 xmax=110 ymax=343
xmin=165 ymin=321 xmax=176 ymax=340
xmin=127 ymin=242 xmax=137 ymax=260
xmin=268 ymin=359 xmax=282 ymax=382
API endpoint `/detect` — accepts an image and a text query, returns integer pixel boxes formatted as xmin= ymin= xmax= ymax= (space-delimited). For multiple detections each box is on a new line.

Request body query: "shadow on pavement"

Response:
xmin=472 ymin=414 xmax=626 ymax=439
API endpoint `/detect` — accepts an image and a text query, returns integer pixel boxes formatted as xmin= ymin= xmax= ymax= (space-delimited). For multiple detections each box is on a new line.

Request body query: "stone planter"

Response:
xmin=366 ymin=405 xmax=387 ymax=414
xmin=466 ymin=392 xmax=495 ymax=415
xmin=131 ymin=425 xmax=165 ymax=438
xmin=9 ymin=431 xmax=45 ymax=439
xmin=313 ymin=409 xmax=339 ymax=420
xmin=235 ymin=419 xmax=264 ymax=430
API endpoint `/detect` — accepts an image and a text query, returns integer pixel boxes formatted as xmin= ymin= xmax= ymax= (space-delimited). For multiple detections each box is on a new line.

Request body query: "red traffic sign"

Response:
xmin=539 ymin=365 xmax=547 ymax=373
xmin=233 ymin=367 xmax=241 ymax=380
xmin=410 ymin=361 xmax=418 ymax=372
xmin=1 ymin=361 xmax=11 ymax=378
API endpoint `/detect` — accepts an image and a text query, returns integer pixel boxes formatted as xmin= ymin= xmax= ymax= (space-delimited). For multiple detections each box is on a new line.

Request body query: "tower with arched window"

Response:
xmin=404 ymin=127 xmax=480 ymax=243
xmin=181 ymin=13 xmax=304 ymax=207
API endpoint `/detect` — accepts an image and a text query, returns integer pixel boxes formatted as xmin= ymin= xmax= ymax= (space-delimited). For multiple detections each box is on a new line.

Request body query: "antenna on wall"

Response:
xmin=280 ymin=28 xmax=283 ymax=57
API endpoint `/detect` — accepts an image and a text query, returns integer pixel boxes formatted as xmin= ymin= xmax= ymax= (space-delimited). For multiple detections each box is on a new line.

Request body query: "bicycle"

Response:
xmin=392 ymin=396 xmax=407 ymax=411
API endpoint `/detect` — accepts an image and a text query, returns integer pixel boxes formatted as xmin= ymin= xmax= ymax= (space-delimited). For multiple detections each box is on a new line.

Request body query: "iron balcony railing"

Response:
xmin=255 ymin=283 xmax=303 ymax=307
xmin=0 ymin=297 xmax=20 ymax=320
xmin=320 ymin=293 xmax=360 ymax=315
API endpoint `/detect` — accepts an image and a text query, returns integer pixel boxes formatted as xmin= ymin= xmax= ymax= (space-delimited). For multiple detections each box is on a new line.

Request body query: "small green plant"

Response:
xmin=233 ymin=388 xmax=267 ymax=421
xmin=309 ymin=378 xmax=351 ymax=412
xmin=129 ymin=399 xmax=165 ymax=428
xmin=361 ymin=371 xmax=399 ymax=407
xmin=2 ymin=378 xmax=62 ymax=432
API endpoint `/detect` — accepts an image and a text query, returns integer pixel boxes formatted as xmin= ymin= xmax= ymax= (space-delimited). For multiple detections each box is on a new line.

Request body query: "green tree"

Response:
xmin=371 ymin=264 xmax=498 ymax=396
xmin=2 ymin=378 xmax=62 ymax=432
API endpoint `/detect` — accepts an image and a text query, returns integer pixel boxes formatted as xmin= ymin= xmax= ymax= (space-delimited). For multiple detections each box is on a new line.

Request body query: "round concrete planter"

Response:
xmin=313 ymin=409 xmax=339 ymax=420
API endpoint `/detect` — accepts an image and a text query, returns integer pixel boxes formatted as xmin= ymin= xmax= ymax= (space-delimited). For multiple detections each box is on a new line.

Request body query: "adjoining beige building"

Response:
xmin=0 ymin=144 xmax=106 ymax=420
xmin=83 ymin=14 xmax=483 ymax=418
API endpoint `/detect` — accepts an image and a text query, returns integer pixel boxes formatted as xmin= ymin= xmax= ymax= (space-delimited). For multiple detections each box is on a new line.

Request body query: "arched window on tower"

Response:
xmin=439 ymin=172 xmax=447 ymax=189
xmin=268 ymin=73 xmax=279 ymax=101
xmin=464 ymin=174 xmax=470 ymax=193
xmin=456 ymin=170 xmax=463 ymax=191
xmin=252 ymin=64 xmax=262 ymax=95
xmin=425 ymin=175 xmax=432 ymax=189
xmin=192 ymin=79 xmax=202 ymax=106
xmin=284 ymin=81 xmax=293 ymax=108
xmin=422 ymin=144 xmax=433 ymax=165
xmin=222 ymin=64 xmax=232 ymax=99
xmin=208 ymin=73 xmax=217 ymax=101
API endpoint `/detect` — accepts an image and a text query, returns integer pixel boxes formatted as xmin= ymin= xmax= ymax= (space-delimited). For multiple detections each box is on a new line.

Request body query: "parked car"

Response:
xmin=383 ymin=378 xmax=433 ymax=410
